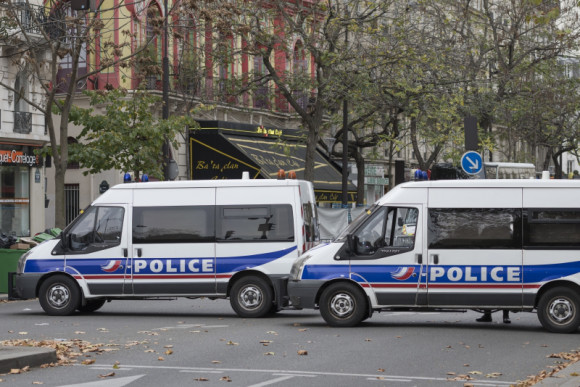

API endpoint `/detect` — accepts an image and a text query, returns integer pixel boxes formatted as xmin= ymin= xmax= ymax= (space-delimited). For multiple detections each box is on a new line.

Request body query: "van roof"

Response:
xmin=397 ymin=179 xmax=579 ymax=189
xmin=110 ymin=179 xmax=306 ymax=190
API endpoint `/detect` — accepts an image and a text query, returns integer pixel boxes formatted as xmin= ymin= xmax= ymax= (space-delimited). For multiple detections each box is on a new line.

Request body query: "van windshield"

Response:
xmin=335 ymin=205 xmax=379 ymax=241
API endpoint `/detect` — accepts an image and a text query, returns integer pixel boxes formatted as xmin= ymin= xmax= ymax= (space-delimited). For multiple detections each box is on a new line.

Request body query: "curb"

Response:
xmin=0 ymin=346 xmax=58 ymax=374
xmin=536 ymin=360 xmax=580 ymax=386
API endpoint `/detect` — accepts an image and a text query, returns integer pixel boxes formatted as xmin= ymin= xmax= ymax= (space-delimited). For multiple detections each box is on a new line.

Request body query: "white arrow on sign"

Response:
xmin=466 ymin=156 xmax=479 ymax=171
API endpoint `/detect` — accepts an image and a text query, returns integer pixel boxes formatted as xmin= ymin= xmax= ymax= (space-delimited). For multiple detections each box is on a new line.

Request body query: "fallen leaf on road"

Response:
xmin=164 ymin=345 xmax=173 ymax=348
xmin=226 ymin=341 xmax=238 ymax=346
xmin=211 ymin=360 xmax=221 ymax=364
xmin=165 ymin=349 xmax=173 ymax=355
xmin=144 ymin=349 xmax=155 ymax=353
xmin=32 ymin=382 xmax=43 ymax=385
xmin=486 ymin=372 xmax=502 ymax=378
xmin=264 ymin=352 xmax=275 ymax=356
xmin=74 ymin=331 xmax=85 ymax=335
xmin=260 ymin=340 xmax=273 ymax=346
xmin=298 ymin=328 xmax=308 ymax=332
xmin=219 ymin=376 xmax=232 ymax=382
xmin=267 ymin=331 xmax=278 ymax=335
xmin=365 ymin=338 xmax=372 ymax=342
xmin=194 ymin=377 xmax=209 ymax=381
xmin=18 ymin=332 xmax=28 ymax=335
xmin=468 ymin=371 xmax=482 ymax=375
xmin=293 ymin=323 xmax=301 ymax=326
xmin=447 ymin=372 xmax=456 ymax=376
xmin=98 ymin=372 xmax=115 ymax=378
xmin=463 ymin=364 xmax=469 ymax=367
xmin=81 ymin=359 xmax=96 ymax=365
xmin=158 ymin=357 xmax=165 ymax=361
xmin=297 ymin=350 xmax=308 ymax=356
xmin=377 ymin=368 xmax=385 ymax=372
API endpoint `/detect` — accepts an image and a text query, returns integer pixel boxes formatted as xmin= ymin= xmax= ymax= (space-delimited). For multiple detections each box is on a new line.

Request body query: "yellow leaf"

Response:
xmin=158 ymin=357 xmax=164 ymax=361
xmin=81 ymin=359 xmax=96 ymax=365
xmin=165 ymin=349 xmax=173 ymax=355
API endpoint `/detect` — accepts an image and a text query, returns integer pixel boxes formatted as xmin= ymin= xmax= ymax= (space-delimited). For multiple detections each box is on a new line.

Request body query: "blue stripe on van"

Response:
xmin=24 ymin=246 xmax=297 ymax=275
xmin=302 ymin=262 xmax=580 ymax=285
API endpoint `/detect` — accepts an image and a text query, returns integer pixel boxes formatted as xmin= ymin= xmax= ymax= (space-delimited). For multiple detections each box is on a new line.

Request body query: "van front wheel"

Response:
xmin=319 ymin=282 xmax=367 ymax=327
xmin=537 ymin=287 xmax=580 ymax=333
xmin=230 ymin=277 xmax=273 ymax=318
xmin=39 ymin=275 xmax=81 ymax=316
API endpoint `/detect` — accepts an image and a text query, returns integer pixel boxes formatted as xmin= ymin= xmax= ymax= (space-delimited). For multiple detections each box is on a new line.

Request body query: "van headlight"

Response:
xmin=290 ymin=254 xmax=311 ymax=280
xmin=17 ymin=249 xmax=33 ymax=273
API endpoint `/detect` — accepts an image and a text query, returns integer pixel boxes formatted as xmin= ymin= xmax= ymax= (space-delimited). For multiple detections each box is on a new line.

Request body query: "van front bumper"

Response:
xmin=287 ymin=279 xmax=326 ymax=309
xmin=9 ymin=272 xmax=42 ymax=300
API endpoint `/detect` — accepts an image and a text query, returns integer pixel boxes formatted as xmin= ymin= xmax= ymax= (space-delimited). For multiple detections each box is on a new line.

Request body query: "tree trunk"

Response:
xmin=54 ymin=162 xmax=66 ymax=229
xmin=303 ymin=122 xmax=318 ymax=182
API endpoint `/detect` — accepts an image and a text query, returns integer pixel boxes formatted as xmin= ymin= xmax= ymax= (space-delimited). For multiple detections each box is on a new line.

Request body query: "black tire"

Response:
xmin=78 ymin=299 xmax=107 ymax=314
xmin=319 ymin=282 xmax=368 ymax=327
xmin=230 ymin=277 xmax=274 ymax=318
xmin=38 ymin=275 xmax=81 ymax=316
xmin=537 ymin=287 xmax=580 ymax=333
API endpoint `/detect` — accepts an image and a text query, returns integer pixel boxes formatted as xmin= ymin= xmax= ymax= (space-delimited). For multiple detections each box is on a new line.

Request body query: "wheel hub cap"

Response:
xmin=48 ymin=285 xmax=70 ymax=309
xmin=240 ymin=286 xmax=262 ymax=309
xmin=548 ymin=298 xmax=574 ymax=323
xmin=330 ymin=293 xmax=354 ymax=317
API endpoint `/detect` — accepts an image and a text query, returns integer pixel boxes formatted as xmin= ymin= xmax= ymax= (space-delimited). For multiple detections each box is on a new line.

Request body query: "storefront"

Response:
xmin=0 ymin=143 xmax=45 ymax=237
xmin=189 ymin=121 xmax=357 ymax=205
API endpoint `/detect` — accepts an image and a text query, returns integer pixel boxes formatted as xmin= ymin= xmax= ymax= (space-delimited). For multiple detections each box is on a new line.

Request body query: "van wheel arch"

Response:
xmin=37 ymin=273 xmax=83 ymax=316
xmin=228 ymin=271 xmax=276 ymax=318
xmin=535 ymin=281 xmax=580 ymax=309
xmin=315 ymin=279 xmax=372 ymax=319
xmin=36 ymin=272 xmax=80 ymax=298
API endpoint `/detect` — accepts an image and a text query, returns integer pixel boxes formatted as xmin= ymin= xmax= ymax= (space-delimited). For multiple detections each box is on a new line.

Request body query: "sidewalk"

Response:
xmin=0 ymin=294 xmax=58 ymax=373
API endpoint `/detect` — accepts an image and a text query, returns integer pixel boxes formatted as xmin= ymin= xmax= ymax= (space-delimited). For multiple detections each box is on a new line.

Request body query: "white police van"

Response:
xmin=10 ymin=178 xmax=319 ymax=317
xmin=288 ymin=179 xmax=580 ymax=333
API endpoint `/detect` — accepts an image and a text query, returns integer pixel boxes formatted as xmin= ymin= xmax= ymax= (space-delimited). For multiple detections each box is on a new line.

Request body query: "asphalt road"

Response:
xmin=1 ymin=297 xmax=579 ymax=387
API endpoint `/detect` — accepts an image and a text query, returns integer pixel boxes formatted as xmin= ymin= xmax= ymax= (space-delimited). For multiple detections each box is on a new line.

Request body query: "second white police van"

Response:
xmin=288 ymin=179 xmax=580 ymax=333
xmin=10 ymin=178 xmax=319 ymax=317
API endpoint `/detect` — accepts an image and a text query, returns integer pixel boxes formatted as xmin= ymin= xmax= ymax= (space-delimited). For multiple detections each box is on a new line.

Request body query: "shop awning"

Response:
xmin=189 ymin=121 xmax=357 ymax=203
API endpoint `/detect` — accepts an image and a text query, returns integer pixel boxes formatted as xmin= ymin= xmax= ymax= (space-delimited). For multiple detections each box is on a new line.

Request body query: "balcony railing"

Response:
xmin=1 ymin=3 xmax=65 ymax=41
xmin=14 ymin=111 xmax=32 ymax=134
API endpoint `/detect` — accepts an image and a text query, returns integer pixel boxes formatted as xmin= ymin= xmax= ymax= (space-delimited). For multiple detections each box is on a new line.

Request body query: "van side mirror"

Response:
xmin=397 ymin=218 xmax=403 ymax=227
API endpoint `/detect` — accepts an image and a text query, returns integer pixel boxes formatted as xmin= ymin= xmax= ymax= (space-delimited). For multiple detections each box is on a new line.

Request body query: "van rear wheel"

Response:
xmin=537 ymin=287 xmax=580 ymax=333
xmin=230 ymin=277 xmax=273 ymax=318
xmin=39 ymin=275 xmax=81 ymax=316
xmin=319 ymin=282 xmax=367 ymax=327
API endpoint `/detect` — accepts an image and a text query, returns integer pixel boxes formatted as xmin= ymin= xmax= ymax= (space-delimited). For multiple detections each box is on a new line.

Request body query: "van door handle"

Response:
xmin=123 ymin=248 xmax=128 ymax=258
xmin=431 ymin=254 xmax=439 ymax=265
xmin=136 ymin=248 xmax=142 ymax=258
xmin=416 ymin=254 xmax=422 ymax=264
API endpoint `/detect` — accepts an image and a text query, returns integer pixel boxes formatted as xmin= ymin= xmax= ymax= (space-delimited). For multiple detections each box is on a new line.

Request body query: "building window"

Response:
xmin=0 ymin=166 xmax=30 ymax=236
xmin=65 ymin=184 xmax=80 ymax=225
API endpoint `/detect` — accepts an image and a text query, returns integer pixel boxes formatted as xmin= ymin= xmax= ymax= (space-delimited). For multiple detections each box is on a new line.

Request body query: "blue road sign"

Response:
xmin=461 ymin=151 xmax=483 ymax=174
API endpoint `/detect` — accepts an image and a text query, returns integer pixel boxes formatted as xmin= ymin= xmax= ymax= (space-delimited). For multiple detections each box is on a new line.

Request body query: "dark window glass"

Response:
xmin=217 ymin=205 xmax=294 ymax=241
xmin=132 ymin=206 xmax=214 ymax=243
xmin=525 ymin=209 xmax=580 ymax=247
xmin=428 ymin=208 xmax=521 ymax=249
xmin=352 ymin=207 xmax=418 ymax=256
xmin=69 ymin=206 xmax=124 ymax=251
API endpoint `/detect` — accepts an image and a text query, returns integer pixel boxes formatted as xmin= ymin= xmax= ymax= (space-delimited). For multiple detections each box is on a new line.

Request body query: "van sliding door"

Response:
xmin=426 ymin=188 xmax=523 ymax=308
xmin=129 ymin=188 xmax=216 ymax=295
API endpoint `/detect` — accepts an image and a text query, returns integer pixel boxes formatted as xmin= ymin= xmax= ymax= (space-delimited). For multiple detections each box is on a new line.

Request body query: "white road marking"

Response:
xmin=179 ymin=370 xmax=224 ymax=374
xmin=58 ymin=374 xmax=145 ymax=387
xmin=366 ymin=377 xmax=412 ymax=382
xmin=76 ymin=364 xmax=516 ymax=385
xmin=153 ymin=324 xmax=229 ymax=330
xmin=247 ymin=375 xmax=296 ymax=387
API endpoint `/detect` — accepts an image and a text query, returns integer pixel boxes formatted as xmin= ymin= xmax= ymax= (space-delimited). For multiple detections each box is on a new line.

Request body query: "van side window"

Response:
xmin=353 ymin=207 xmax=417 ymax=257
xmin=524 ymin=209 xmax=580 ymax=247
xmin=217 ymin=204 xmax=294 ymax=242
xmin=69 ymin=206 xmax=124 ymax=251
xmin=428 ymin=208 xmax=521 ymax=249
xmin=133 ymin=206 xmax=214 ymax=243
